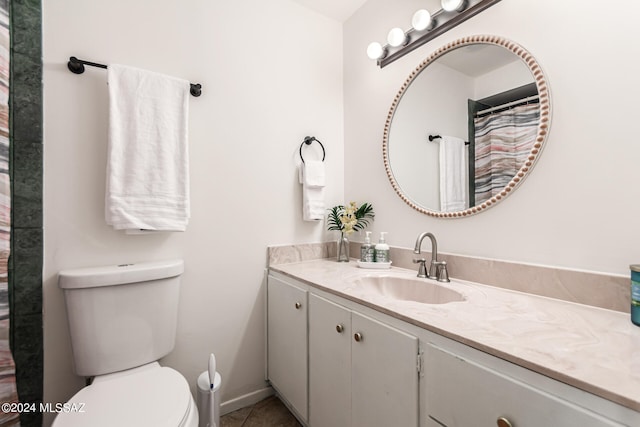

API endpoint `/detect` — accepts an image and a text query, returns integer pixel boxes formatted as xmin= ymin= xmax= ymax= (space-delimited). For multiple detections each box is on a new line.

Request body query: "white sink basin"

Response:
xmin=348 ymin=275 xmax=465 ymax=305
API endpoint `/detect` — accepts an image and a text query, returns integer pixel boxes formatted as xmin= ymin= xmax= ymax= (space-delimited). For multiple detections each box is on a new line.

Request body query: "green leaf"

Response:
xmin=326 ymin=205 xmax=345 ymax=231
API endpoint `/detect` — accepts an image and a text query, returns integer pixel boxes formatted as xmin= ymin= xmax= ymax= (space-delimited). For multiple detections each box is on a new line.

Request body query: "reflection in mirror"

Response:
xmin=383 ymin=35 xmax=551 ymax=218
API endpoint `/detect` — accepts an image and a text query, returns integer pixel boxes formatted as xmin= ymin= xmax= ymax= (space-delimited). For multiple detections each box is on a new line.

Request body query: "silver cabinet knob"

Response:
xmin=497 ymin=417 xmax=513 ymax=427
xmin=336 ymin=324 xmax=344 ymax=333
xmin=354 ymin=332 xmax=363 ymax=342
xmin=294 ymin=302 xmax=302 ymax=310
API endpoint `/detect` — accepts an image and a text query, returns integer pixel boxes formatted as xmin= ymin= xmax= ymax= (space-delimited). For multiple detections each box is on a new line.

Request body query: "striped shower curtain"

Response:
xmin=0 ymin=0 xmax=20 ymax=425
xmin=473 ymin=103 xmax=539 ymax=205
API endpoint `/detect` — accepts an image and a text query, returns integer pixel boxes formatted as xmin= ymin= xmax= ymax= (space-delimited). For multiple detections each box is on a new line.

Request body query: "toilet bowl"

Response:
xmin=52 ymin=363 xmax=197 ymax=427
xmin=55 ymin=260 xmax=196 ymax=427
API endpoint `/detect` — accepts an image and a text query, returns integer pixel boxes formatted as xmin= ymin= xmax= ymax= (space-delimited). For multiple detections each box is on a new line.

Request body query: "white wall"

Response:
xmin=345 ymin=0 xmax=640 ymax=275
xmin=474 ymin=59 xmax=534 ymax=99
xmin=42 ymin=0 xmax=343 ymax=424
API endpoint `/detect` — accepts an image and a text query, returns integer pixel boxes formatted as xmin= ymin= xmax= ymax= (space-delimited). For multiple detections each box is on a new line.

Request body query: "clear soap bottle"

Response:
xmin=360 ymin=231 xmax=375 ymax=263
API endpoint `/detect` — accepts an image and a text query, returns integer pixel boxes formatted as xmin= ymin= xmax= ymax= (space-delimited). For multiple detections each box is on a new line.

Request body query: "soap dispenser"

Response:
xmin=375 ymin=232 xmax=390 ymax=263
xmin=360 ymin=231 xmax=375 ymax=263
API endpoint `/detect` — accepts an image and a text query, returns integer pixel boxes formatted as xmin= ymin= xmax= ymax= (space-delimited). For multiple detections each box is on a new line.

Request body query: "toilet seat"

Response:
xmin=52 ymin=363 xmax=196 ymax=427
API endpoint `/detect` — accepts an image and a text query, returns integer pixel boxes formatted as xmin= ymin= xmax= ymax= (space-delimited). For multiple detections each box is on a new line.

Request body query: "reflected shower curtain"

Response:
xmin=473 ymin=103 xmax=539 ymax=205
xmin=0 ymin=1 xmax=20 ymax=426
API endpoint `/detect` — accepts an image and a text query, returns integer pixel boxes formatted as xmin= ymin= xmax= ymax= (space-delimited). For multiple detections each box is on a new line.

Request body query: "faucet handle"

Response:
xmin=434 ymin=261 xmax=450 ymax=283
xmin=413 ymin=258 xmax=428 ymax=278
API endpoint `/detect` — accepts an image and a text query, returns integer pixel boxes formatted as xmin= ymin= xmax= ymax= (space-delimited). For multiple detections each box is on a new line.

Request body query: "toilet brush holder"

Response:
xmin=196 ymin=370 xmax=222 ymax=427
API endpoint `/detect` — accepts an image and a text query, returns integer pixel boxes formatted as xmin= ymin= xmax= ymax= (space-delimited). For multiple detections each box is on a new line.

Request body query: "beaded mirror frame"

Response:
xmin=382 ymin=35 xmax=551 ymax=218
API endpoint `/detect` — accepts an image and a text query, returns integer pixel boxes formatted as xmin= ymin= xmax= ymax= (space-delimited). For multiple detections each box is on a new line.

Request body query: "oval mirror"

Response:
xmin=383 ymin=35 xmax=551 ymax=218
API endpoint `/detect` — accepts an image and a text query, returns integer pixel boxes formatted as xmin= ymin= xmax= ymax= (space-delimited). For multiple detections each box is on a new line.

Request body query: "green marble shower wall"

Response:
xmin=10 ymin=0 xmax=43 ymax=426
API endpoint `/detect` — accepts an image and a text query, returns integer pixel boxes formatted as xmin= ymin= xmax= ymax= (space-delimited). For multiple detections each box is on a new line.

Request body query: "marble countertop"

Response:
xmin=269 ymin=258 xmax=640 ymax=412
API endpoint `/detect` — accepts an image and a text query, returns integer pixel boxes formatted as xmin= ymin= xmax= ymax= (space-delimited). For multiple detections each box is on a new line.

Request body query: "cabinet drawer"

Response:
xmin=425 ymin=344 xmax=622 ymax=427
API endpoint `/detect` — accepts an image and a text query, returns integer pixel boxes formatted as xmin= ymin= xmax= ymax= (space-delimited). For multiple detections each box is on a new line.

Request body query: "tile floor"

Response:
xmin=220 ymin=395 xmax=302 ymax=427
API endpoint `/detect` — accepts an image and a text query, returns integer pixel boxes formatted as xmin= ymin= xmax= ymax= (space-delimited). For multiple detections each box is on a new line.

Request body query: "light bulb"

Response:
xmin=387 ymin=27 xmax=407 ymax=47
xmin=412 ymin=9 xmax=432 ymax=31
xmin=366 ymin=42 xmax=385 ymax=60
xmin=441 ymin=0 xmax=466 ymax=12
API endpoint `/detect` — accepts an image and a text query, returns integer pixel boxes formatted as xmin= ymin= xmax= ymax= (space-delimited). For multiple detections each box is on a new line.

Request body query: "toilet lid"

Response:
xmin=53 ymin=366 xmax=192 ymax=427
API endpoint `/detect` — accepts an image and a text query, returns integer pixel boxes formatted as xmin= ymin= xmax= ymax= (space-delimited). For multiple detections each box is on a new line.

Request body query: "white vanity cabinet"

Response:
xmin=267 ymin=269 xmax=638 ymax=427
xmin=266 ymin=275 xmax=308 ymax=422
xmin=425 ymin=343 xmax=625 ymax=427
xmin=308 ymin=294 xmax=419 ymax=427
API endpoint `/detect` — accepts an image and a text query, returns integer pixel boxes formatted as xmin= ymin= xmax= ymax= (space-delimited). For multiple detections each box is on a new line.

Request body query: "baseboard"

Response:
xmin=220 ymin=386 xmax=274 ymax=415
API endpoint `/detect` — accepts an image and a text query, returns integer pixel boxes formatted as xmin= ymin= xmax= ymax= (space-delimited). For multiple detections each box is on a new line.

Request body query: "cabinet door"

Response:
xmin=309 ymin=294 xmax=352 ymax=427
xmin=351 ymin=312 xmax=419 ymax=427
xmin=426 ymin=344 xmax=623 ymax=427
xmin=267 ymin=275 xmax=308 ymax=422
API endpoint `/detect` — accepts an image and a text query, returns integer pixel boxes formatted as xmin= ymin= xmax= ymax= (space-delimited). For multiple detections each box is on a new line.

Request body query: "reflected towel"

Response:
xmin=439 ymin=135 xmax=467 ymax=212
xmin=106 ymin=64 xmax=191 ymax=232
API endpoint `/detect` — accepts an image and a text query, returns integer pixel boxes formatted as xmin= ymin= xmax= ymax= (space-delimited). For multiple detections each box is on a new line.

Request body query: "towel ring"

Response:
xmin=299 ymin=136 xmax=325 ymax=164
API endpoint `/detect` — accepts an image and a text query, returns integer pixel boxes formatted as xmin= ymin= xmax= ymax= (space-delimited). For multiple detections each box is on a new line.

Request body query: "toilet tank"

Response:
xmin=58 ymin=259 xmax=184 ymax=377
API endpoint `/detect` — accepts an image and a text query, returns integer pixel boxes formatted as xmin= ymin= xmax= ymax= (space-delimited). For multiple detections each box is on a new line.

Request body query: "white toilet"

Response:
xmin=53 ymin=259 xmax=198 ymax=427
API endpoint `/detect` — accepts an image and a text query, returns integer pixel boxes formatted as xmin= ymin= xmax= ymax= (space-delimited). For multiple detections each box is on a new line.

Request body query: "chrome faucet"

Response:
xmin=413 ymin=232 xmax=450 ymax=282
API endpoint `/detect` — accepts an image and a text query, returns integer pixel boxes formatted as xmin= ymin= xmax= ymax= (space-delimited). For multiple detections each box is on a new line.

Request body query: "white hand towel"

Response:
xmin=303 ymin=185 xmax=325 ymax=221
xmin=299 ymin=161 xmax=326 ymax=221
xmin=302 ymin=160 xmax=325 ymax=188
xmin=106 ymin=64 xmax=191 ymax=232
xmin=439 ymin=135 xmax=468 ymax=212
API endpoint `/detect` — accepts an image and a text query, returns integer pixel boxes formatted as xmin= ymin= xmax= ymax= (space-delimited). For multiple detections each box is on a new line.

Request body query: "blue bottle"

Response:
xmin=631 ymin=265 xmax=640 ymax=326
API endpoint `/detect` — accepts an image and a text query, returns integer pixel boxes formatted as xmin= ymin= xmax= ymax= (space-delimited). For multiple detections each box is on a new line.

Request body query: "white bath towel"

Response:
xmin=302 ymin=160 xmax=325 ymax=187
xmin=106 ymin=64 xmax=191 ymax=232
xmin=439 ymin=135 xmax=467 ymax=212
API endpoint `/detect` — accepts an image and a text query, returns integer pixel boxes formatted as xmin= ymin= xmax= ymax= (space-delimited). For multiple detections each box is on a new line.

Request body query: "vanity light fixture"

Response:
xmin=441 ymin=0 xmax=467 ymax=12
xmin=411 ymin=9 xmax=433 ymax=31
xmin=367 ymin=0 xmax=502 ymax=68
xmin=387 ymin=27 xmax=408 ymax=47
xmin=366 ymin=42 xmax=386 ymax=60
